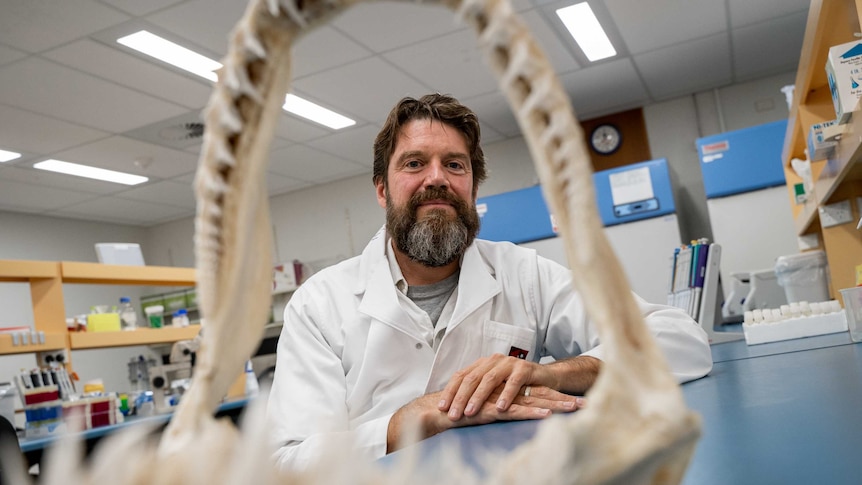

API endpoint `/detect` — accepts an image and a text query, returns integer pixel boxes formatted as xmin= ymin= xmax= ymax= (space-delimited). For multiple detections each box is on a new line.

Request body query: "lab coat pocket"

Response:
xmin=482 ymin=320 xmax=536 ymax=360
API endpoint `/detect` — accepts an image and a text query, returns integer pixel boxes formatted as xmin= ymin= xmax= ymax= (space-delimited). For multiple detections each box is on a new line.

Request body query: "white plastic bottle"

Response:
xmin=244 ymin=360 xmax=259 ymax=397
xmin=119 ymin=297 xmax=138 ymax=331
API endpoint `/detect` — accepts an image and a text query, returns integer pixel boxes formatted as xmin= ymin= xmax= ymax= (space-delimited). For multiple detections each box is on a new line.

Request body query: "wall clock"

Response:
xmin=590 ymin=124 xmax=622 ymax=155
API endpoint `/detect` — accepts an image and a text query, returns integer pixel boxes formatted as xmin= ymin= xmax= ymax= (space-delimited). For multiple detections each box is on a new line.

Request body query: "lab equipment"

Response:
xmin=839 ymin=286 xmax=862 ymax=342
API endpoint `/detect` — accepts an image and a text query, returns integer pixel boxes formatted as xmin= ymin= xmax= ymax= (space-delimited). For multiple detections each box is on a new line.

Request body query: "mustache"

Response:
xmin=408 ymin=187 xmax=467 ymax=211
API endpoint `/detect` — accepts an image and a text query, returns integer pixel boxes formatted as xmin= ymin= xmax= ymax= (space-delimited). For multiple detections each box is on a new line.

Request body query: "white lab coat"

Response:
xmin=267 ymin=227 xmax=712 ymax=471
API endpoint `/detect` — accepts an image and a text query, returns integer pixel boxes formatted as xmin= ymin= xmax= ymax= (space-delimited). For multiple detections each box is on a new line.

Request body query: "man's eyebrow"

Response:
xmin=396 ymin=151 xmax=470 ymax=163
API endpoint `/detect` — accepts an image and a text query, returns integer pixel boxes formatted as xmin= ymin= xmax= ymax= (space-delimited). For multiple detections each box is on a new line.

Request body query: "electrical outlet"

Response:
xmin=819 ymin=200 xmax=853 ymax=228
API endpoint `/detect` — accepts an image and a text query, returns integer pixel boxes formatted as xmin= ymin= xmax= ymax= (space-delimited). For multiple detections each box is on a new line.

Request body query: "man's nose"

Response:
xmin=424 ymin=161 xmax=449 ymax=189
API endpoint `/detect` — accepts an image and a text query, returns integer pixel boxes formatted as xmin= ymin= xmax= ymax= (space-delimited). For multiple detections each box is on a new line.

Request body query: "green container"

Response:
xmin=140 ymin=295 xmax=165 ymax=316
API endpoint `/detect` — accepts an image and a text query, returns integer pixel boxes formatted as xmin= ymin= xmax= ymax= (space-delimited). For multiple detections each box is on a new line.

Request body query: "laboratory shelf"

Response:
xmin=60 ymin=262 xmax=195 ymax=286
xmin=783 ymin=0 xmax=862 ymax=296
xmin=0 ymin=260 xmax=59 ymax=281
xmin=0 ymin=333 xmax=66 ymax=355
xmin=69 ymin=325 xmax=201 ymax=350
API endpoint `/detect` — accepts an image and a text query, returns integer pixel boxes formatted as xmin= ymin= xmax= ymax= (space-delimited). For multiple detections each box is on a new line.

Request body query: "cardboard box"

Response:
xmin=807 ymin=119 xmax=839 ymax=160
xmin=826 ymin=40 xmax=862 ymax=124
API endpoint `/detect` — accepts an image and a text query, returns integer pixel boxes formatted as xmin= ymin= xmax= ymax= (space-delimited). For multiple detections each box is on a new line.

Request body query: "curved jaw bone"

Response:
xmin=13 ymin=0 xmax=701 ymax=484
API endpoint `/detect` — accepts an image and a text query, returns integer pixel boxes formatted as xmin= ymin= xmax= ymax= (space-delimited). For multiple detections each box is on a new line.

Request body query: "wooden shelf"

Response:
xmin=60 ymin=262 xmax=195 ymax=286
xmin=70 ymin=325 xmax=202 ymax=349
xmin=783 ymin=0 xmax=862 ymax=297
xmin=0 ymin=260 xmax=59 ymax=281
xmin=0 ymin=332 xmax=66 ymax=355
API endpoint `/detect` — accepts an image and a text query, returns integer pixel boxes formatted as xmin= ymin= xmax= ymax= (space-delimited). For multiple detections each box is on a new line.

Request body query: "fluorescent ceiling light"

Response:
xmin=117 ymin=30 xmax=355 ymax=129
xmin=0 ymin=149 xmax=22 ymax=163
xmin=556 ymin=3 xmax=616 ymax=62
xmin=283 ymin=94 xmax=356 ymax=130
xmin=34 ymin=159 xmax=148 ymax=186
xmin=117 ymin=30 xmax=222 ymax=82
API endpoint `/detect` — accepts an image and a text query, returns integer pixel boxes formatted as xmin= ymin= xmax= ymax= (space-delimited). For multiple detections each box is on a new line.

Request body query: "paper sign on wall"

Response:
xmin=609 ymin=167 xmax=653 ymax=206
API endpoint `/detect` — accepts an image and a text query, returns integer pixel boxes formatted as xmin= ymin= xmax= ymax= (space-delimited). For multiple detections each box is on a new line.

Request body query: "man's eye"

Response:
xmin=405 ymin=160 xmax=421 ymax=168
xmin=447 ymin=161 xmax=466 ymax=171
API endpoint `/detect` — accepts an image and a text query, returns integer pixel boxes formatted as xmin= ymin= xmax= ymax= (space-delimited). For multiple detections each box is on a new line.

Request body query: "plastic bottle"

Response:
xmin=244 ymin=360 xmax=259 ymax=397
xmin=172 ymin=308 xmax=189 ymax=327
xmin=118 ymin=297 xmax=138 ymax=331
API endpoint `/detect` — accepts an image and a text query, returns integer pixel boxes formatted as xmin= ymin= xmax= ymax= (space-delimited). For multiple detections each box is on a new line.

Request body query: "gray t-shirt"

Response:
xmin=406 ymin=270 xmax=459 ymax=327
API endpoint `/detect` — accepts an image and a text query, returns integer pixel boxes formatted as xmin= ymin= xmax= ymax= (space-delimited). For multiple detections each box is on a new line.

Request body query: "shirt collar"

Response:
xmin=385 ymin=234 xmax=466 ymax=295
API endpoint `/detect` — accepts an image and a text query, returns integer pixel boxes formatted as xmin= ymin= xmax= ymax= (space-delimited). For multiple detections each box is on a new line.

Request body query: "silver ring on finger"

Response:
xmin=524 ymin=385 xmax=532 ymax=397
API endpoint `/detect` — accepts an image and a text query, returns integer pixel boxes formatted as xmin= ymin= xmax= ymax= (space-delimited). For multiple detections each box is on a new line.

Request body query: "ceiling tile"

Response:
xmin=0 ymin=104 xmax=109 ymax=154
xmin=52 ymin=135 xmax=198 ymax=178
xmin=292 ymin=57 xmax=431 ymax=125
xmin=605 ymin=0 xmax=726 ymax=55
xmin=0 ymin=44 xmax=27 ymax=67
xmin=305 ymin=124 xmax=381 ymax=167
xmin=269 ymin=144 xmax=369 ymax=183
xmin=115 ymin=179 xmax=196 ymax=209
xmin=0 ymin=165 xmax=127 ymax=195
xmin=634 ymin=33 xmax=732 ymax=100
xmin=264 ymin=172 xmax=310 ymax=197
xmin=145 ymin=0 xmax=248 ymax=55
xmin=332 ymin=2 xmax=463 ymax=52
xmin=728 ymin=0 xmax=810 ymax=28
xmin=520 ymin=8 xmax=581 ymax=75
xmin=0 ymin=58 xmax=187 ymax=133
xmin=98 ymin=0 xmax=186 ymax=17
xmin=43 ymin=39 xmax=212 ymax=109
xmin=292 ymin=27 xmax=373 ymax=79
xmin=0 ymin=0 xmax=128 ymax=53
xmin=462 ymin=91 xmax=521 ymax=137
xmin=560 ymin=58 xmax=650 ymax=119
xmin=273 ymin=110 xmax=333 ymax=143
xmin=56 ymin=196 xmax=193 ymax=226
xmin=733 ymin=11 xmax=807 ymax=82
xmin=0 ymin=178 xmax=97 ymax=211
xmin=383 ymin=30 xmax=498 ymax=100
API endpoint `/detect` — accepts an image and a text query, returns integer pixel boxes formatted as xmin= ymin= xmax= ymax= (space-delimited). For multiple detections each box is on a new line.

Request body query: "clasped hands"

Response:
xmin=436 ymin=353 xmax=585 ymax=425
xmin=388 ymin=354 xmax=587 ymax=451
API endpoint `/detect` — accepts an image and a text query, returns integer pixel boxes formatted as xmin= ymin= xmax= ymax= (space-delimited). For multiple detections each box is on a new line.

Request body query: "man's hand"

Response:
xmin=437 ymin=354 xmax=598 ymax=420
xmin=386 ymin=385 xmax=581 ymax=453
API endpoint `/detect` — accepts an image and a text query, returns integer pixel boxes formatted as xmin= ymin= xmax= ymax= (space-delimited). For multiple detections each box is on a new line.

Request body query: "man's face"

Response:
xmin=375 ymin=119 xmax=480 ymax=267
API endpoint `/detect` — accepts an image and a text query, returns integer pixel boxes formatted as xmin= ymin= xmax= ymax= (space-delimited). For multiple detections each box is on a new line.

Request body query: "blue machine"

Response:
xmin=695 ymin=119 xmax=798 ymax=321
xmin=476 ymin=159 xmax=682 ymax=304
xmin=696 ymin=119 xmax=787 ymax=198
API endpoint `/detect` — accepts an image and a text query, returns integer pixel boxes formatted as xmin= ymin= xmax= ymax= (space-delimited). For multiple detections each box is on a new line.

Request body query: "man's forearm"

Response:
xmin=545 ymin=355 xmax=601 ymax=395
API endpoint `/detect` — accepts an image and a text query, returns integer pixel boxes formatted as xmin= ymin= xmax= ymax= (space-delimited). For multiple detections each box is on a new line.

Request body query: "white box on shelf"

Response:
xmin=807 ymin=119 xmax=839 ymax=160
xmin=272 ymin=262 xmax=298 ymax=294
xmin=826 ymin=40 xmax=862 ymax=124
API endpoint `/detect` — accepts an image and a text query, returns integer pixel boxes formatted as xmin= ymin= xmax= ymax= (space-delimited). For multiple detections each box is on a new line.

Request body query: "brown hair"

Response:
xmin=372 ymin=94 xmax=487 ymax=193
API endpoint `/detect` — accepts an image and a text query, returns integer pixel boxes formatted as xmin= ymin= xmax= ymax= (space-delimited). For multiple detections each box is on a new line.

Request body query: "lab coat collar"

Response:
xmin=356 ymin=226 xmax=501 ymax=334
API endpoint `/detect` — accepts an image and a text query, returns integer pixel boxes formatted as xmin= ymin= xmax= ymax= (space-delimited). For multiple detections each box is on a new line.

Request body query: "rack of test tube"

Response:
xmin=742 ymin=300 xmax=847 ymax=345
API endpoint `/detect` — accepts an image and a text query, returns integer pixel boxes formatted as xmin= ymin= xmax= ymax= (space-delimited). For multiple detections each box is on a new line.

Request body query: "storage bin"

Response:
xmin=775 ymin=250 xmax=830 ymax=303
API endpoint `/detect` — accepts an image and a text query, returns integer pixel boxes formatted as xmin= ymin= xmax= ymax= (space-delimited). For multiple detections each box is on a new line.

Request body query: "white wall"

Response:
xmin=0 ymin=71 xmax=799 ymax=412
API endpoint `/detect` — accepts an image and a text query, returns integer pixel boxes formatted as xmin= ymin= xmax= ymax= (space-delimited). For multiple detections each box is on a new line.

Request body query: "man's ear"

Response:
xmin=375 ymin=180 xmax=387 ymax=209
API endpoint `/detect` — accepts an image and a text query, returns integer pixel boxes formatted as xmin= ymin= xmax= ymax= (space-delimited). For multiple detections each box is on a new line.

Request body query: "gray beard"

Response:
xmin=385 ymin=187 xmax=479 ymax=268
xmin=401 ymin=209 xmax=470 ymax=267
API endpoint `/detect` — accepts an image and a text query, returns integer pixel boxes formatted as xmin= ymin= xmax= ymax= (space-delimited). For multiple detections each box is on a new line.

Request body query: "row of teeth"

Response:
xmin=743 ymin=300 xmax=843 ymax=325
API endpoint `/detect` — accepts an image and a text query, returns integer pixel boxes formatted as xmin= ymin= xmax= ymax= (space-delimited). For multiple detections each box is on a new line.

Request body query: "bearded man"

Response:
xmin=266 ymin=94 xmax=713 ymax=472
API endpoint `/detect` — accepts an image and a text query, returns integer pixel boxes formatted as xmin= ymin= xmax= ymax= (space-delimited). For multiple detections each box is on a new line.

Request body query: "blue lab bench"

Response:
xmin=381 ymin=333 xmax=862 ymax=484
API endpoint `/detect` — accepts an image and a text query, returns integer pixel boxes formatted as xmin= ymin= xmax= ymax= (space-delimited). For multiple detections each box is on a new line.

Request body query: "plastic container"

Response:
xmin=118 ymin=297 xmax=138 ymax=331
xmin=144 ymin=305 xmax=164 ymax=328
xmin=774 ymin=250 xmax=830 ymax=304
xmin=840 ymin=286 xmax=862 ymax=342
xmin=172 ymin=308 xmax=189 ymax=327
